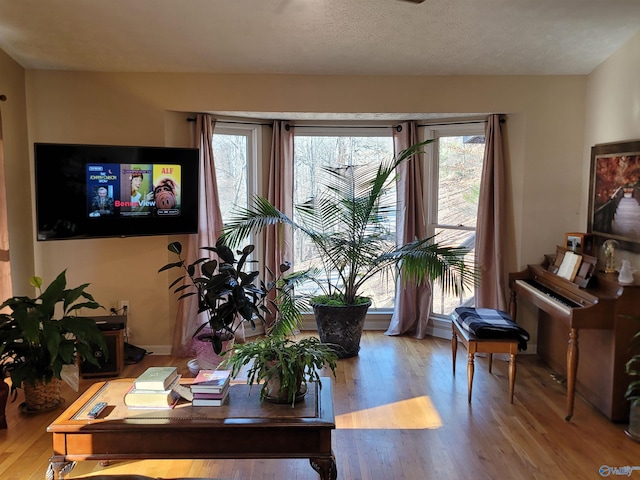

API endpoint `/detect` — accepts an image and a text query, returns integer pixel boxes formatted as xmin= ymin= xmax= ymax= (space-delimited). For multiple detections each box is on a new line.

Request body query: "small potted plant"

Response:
xmin=0 ymin=270 xmax=107 ymax=411
xmin=224 ymin=335 xmax=338 ymax=406
xmin=160 ymin=237 xmax=296 ymax=369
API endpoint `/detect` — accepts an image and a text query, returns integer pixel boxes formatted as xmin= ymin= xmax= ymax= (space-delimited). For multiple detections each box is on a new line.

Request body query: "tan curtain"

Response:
xmin=263 ymin=121 xmax=294 ymax=325
xmin=0 ymin=110 xmax=12 ymax=304
xmin=171 ymin=114 xmax=225 ymax=356
xmin=385 ymin=122 xmax=432 ymax=338
xmin=474 ymin=114 xmax=508 ymax=310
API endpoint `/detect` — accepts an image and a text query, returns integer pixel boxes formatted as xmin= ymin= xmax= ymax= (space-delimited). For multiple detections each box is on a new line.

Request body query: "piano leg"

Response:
xmin=565 ymin=328 xmax=579 ymax=421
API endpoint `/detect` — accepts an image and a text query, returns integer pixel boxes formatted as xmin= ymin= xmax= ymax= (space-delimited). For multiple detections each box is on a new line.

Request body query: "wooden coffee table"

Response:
xmin=47 ymin=378 xmax=336 ymax=479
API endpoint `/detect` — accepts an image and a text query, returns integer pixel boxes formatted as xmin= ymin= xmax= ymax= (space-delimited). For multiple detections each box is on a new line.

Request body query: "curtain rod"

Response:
xmin=187 ymin=116 xmax=501 ymax=129
xmin=186 ymin=117 xmax=268 ymax=126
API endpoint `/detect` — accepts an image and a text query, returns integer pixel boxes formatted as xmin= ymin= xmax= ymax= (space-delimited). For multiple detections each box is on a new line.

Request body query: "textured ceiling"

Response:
xmin=0 ymin=0 xmax=639 ymax=76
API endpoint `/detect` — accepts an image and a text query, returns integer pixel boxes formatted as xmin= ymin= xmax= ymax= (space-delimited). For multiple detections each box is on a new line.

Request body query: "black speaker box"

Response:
xmin=81 ymin=330 xmax=124 ymax=377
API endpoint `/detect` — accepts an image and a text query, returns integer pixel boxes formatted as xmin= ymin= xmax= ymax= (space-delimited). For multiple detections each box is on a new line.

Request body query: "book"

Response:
xmin=190 ymin=369 xmax=231 ymax=393
xmin=124 ymin=376 xmax=181 ymax=408
xmin=172 ymin=382 xmax=194 ymax=402
xmin=191 ymin=389 xmax=229 ymax=407
xmin=134 ymin=366 xmax=179 ymax=391
xmin=192 ymin=387 xmax=229 ymax=401
xmin=557 ymin=251 xmax=582 ymax=282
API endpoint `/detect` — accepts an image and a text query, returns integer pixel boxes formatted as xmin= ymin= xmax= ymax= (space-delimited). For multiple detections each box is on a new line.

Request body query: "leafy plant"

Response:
xmin=0 ymin=270 xmax=107 ymax=392
xmin=224 ymin=335 xmax=338 ymax=406
xmin=625 ymin=319 xmax=640 ymax=406
xmin=222 ymin=140 xmax=478 ymax=307
xmin=159 ymin=237 xmax=303 ymax=354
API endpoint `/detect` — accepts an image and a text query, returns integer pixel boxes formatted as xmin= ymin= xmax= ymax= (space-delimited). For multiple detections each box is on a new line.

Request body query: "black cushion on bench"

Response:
xmin=452 ymin=307 xmax=530 ymax=351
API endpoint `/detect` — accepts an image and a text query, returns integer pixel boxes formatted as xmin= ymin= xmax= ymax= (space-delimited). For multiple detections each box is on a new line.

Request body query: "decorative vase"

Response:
xmin=193 ymin=334 xmax=235 ymax=371
xmin=23 ymin=377 xmax=63 ymax=412
xmin=313 ymin=301 xmax=371 ymax=358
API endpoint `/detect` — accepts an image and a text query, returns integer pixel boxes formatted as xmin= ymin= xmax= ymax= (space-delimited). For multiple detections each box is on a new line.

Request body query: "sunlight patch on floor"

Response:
xmin=336 ymin=395 xmax=442 ymax=429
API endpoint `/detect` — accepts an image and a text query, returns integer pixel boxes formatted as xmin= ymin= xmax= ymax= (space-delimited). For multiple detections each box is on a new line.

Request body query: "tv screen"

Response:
xmin=34 ymin=143 xmax=199 ymax=240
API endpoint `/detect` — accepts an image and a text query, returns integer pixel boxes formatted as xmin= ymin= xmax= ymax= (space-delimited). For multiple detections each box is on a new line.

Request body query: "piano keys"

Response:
xmin=509 ymin=247 xmax=640 ymax=422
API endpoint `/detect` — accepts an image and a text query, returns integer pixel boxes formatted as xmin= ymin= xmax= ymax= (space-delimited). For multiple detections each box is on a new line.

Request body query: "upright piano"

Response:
xmin=509 ymin=247 xmax=639 ymax=421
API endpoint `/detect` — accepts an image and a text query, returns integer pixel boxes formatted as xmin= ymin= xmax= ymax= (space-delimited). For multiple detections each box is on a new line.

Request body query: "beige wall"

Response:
xmin=584 ymin=30 xmax=640 ymax=267
xmin=2 ymin=63 xmax=592 ymax=350
xmin=0 ymin=49 xmax=34 ymax=294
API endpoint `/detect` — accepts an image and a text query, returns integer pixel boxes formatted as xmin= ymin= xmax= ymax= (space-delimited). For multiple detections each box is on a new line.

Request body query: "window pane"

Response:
xmin=430 ymin=227 xmax=476 ymax=316
xmin=212 ymin=134 xmax=248 ymax=224
xmin=437 ymin=135 xmax=485 ymax=227
xmin=293 ymin=135 xmax=395 ymax=310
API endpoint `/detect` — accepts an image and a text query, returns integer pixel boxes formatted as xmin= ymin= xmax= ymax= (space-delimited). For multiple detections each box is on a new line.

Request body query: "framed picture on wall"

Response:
xmin=588 ymin=139 xmax=640 ymax=253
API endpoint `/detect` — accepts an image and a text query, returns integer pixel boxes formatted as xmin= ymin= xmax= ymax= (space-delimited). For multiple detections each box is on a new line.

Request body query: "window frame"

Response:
xmin=212 ymin=122 xmax=261 ymax=211
xmin=292 ymin=125 xmax=396 ymax=313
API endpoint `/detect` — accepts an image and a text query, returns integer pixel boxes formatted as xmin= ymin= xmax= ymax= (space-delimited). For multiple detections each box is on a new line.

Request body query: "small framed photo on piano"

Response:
xmin=564 ymin=232 xmax=593 ymax=255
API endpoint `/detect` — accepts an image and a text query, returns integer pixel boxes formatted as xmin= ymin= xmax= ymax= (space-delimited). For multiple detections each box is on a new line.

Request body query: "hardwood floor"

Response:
xmin=1 ymin=331 xmax=639 ymax=479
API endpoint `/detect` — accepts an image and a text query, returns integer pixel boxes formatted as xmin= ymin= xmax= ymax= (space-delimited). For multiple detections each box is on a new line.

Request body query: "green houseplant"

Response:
xmin=224 ymin=335 xmax=338 ymax=406
xmin=223 ymin=140 xmax=478 ymax=357
xmin=160 ymin=237 xmax=301 ymax=359
xmin=0 ymin=270 xmax=107 ymax=411
xmin=625 ymin=318 xmax=640 ymax=441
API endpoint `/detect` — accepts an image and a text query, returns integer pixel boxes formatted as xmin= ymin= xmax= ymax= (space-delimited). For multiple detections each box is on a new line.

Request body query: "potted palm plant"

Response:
xmin=223 ymin=140 xmax=478 ymax=357
xmin=0 ymin=270 xmax=107 ymax=412
xmin=160 ymin=237 xmax=300 ymax=367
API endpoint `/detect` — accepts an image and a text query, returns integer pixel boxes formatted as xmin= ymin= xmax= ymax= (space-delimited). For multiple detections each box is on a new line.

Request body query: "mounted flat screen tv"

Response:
xmin=34 ymin=143 xmax=199 ymax=240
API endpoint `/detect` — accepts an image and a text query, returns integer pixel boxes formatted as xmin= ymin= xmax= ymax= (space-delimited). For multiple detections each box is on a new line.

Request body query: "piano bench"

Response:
xmin=451 ymin=309 xmax=521 ymax=404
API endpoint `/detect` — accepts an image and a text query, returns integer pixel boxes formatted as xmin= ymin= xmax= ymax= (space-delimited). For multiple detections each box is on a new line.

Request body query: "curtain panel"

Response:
xmin=385 ymin=122 xmax=433 ymax=338
xmin=263 ymin=121 xmax=294 ymax=326
xmin=171 ymin=114 xmax=226 ymax=356
xmin=474 ymin=114 xmax=508 ymax=310
xmin=0 ymin=111 xmax=11 ymax=305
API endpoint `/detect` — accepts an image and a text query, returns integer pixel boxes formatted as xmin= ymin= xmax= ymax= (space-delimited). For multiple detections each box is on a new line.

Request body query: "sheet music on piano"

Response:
xmin=556 ymin=251 xmax=582 ymax=282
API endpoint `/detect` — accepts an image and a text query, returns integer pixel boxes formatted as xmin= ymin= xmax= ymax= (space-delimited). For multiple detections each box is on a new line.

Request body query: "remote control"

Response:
xmin=87 ymin=401 xmax=107 ymax=419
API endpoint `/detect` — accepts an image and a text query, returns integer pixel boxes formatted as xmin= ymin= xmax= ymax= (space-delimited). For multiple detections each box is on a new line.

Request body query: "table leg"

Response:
xmin=508 ymin=353 xmax=516 ymax=404
xmin=452 ymin=327 xmax=458 ymax=375
xmin=467 ymin=351 xmax=475 ymax=403
xmin=45 ymin=459 xmax=76 ymax=480
xmin=565 ymin=327 xmax=579 ymax=421
xmin=310 ymin=454 xmax=337 ymax=480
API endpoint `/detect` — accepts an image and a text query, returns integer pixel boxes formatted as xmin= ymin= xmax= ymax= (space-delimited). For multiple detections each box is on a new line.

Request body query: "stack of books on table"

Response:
xmin=190 ymin=369 xmax=231 ymax=407
xmin=124 ymin=366 xmax=181 ymax=408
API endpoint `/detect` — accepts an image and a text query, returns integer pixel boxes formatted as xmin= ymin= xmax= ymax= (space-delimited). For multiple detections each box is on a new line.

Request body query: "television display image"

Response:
xmin=35 ymin=143 xmax=199 ymax=240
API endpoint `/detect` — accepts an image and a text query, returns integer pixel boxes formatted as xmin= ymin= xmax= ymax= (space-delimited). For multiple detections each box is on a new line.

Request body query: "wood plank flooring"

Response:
xmin=1 ymin=331 xmax=640 ymax=479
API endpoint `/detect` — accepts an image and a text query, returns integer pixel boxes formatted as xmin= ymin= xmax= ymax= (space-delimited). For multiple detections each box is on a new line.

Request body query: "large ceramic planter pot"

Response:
xmin=313 ymin=300 xmax=371 ymax=358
